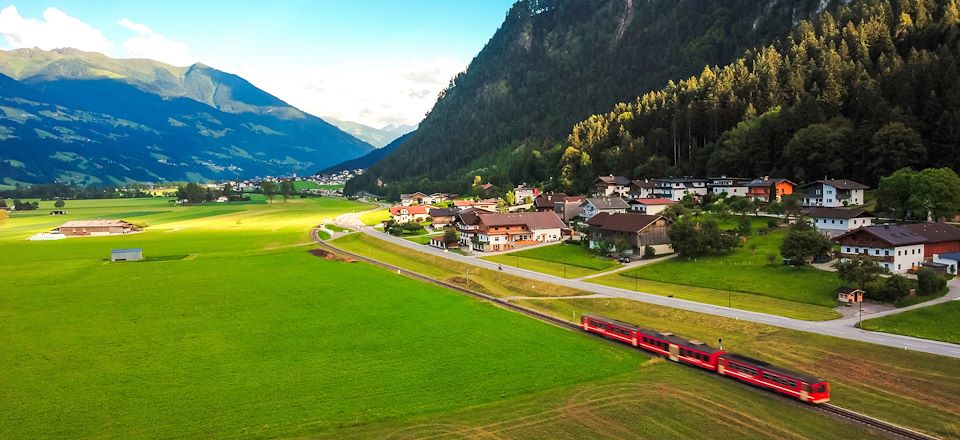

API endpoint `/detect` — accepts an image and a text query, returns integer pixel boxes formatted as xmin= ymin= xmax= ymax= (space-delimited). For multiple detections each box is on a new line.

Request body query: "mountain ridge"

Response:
xmin=0 ymin=48 xmax=374 ymax=184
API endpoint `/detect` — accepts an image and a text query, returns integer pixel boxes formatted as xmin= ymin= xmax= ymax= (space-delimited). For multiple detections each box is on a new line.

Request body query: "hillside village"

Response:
xmin=371 ymin=168 xmax=960 ymax=307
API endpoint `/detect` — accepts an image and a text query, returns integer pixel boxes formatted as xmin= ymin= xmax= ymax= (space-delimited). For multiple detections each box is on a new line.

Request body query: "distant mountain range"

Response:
xmin=319 ymin=131 xmax=412 ymax=174
xmin=0 ymin=48 xmax=373 ymax=185
xmin=322 ymin=117 xmax=415 ymax=148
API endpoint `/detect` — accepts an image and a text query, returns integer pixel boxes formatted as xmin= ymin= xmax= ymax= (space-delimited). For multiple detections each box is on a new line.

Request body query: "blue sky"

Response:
xmin=0 ymin=1 xmax=516 ymax=126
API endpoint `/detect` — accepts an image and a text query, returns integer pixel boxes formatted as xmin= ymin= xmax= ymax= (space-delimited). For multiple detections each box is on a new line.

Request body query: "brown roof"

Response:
xmin=586 ymin=213 xmax=664 ymax=233
xmin=835 ymin=225 xmax=928 ymax=246
xmin=477 ymin=211 xmax=565 ymax=230
xmin=534 ymin=192 xmax=569 ymax=209
xmin=631 ymin=180 xmax=658 ymax=189
xmin=902 ymin=222 xmax=960 ymax=243
xmin=746 ymin=177 xmax=796 ymax=188
xmin=804 ymin=207 xmax=872 ymax=219
xmin=597 ymin=175 xmax=632 ymax=186
xmin=630 ymin=198 xmax=675 ymax=206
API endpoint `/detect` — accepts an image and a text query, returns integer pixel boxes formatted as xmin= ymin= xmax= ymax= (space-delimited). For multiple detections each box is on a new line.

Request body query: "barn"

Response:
xmin=57 ymin=220 xmax=139 ymax=237
xmin=111 ymin=248 xmax=143 ymax=262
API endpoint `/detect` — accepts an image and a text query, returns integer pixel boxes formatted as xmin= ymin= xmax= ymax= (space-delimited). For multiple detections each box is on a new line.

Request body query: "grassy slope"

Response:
xmin=861 ymin=301 xmax=960 ymax=344
xmin=483 ymin=243 xmax=618 ymax=279
xmin=332 ymin=233 xmax=585 ymax=299
xmin=627 ymin=229 xmax=842 ymax=307
xmin=358 ymin=208 xmax=391 ymax=226
xmin=342 ymin=234 xmax=960 ymax=439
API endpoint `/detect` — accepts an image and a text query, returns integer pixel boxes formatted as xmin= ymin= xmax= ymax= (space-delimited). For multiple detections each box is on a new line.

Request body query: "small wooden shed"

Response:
xmin=111 ymin=248 xmax=143 ymax=262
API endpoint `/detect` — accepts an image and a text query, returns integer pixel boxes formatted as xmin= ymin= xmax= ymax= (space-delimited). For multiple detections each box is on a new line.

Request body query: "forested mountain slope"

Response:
xmin=348 ymin=0 xmax=853 ymax=197
xmin=549 ymin=0 xmax=960 ymax=192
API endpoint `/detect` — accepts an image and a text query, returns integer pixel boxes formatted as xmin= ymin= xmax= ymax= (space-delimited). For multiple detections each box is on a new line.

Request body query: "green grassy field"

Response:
xmin=626 ymin=229 xmax=842 ymax=308
xmin=483 ymin=243 xmax=619 ymax=279
xmin=329 ymin=234 xmax=960 ymax=439
xmin=358 ymin=208 xmax=391 ymax=226
xmin=861 ymin=301 xmax=960 ymax=344
xmin=589 ymin=275 xmax=840 ymax=321
xmin=404 ymin=233 xmax=442 ymax=245
xmin=0 ymin=197 xmax=654 ymax=438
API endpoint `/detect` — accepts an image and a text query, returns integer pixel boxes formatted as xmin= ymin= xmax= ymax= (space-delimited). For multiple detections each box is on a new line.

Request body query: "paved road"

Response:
xmin=328 ymin=221 xmax=960 ymax=359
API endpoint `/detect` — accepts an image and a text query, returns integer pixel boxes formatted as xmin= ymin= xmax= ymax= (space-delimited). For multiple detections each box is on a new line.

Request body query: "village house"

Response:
xmin=400 ymin=192 xmax=430 ymax=206
xmin=533 ymin=192 xmax=568 ymax=212
xmin=389 ymin=205 xmax=431 ymax=223
xmin=585 ymin=213 xmax=672 ymax=255
xmin=933 ymin=253 xmax=960 ymax=276
xmin=628 ymin=179 xmax=657 ymax=199
xmin=708 ymin=176 xmax=750 ymax=198
xmin=805 ymin=207 xmax=875 ymax=236
xmin=902 ymin=222 xmax=960 ymax=259
xmin=428 ymin=208 xmax=457 ymax=228
xmin=799 ymin=179 xmax=868 ymax=207
xmin=650 ymin=178 xmax=709 ymax=201
xmin=580 ymin=197 xmax=630 ymax=221
xmin=455 ymin=209 xmax=483 ymax=247
xmin=627 ymin=198 xmax=676 ymax=215
xmin=462 ymin=211 xmax=565 ymax=252
xmin=56 ymin=220 xmax=140 ymax=237
xmin=554 ymin=195 xmax=586 ymax=224
xmin=453 ymin=199 xmax=498 ymax=212
xmin=834 ymin=225 xmax=927 ymax=273
xmin=745 ymin=177 xmax=796 ymax=203
xmin=513 ymin=184 xmax=539 ymax=204
xmin=594 ymin=175 xmax=632 ymax=197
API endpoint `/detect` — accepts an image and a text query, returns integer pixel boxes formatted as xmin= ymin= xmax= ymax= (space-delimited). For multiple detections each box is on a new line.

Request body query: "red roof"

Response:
xmin=390 ymin=205 xmax=429 ymax=216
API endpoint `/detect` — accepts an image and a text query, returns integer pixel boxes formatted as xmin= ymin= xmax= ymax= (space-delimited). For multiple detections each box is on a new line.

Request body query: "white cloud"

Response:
xmin=119 ymin=18 xmax=193 ymax=66
xmin=0 ymin=6 xmax=114 ymax=54
xmin=249 ymin=57 xmax=466 ymax=127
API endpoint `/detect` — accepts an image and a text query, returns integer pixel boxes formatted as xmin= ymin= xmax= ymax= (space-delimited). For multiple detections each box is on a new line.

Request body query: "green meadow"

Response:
xmin=0 ymin=198 xmax=890 ymax=438
xmin=483 ymin=242 xmax=619 ymax=279
xmin=861 ymin=301 xmax=960 ymax=344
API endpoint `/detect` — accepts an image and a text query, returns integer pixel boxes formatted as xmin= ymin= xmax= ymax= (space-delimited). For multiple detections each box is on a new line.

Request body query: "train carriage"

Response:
xmin=637 ymin=329 xmax=722 ymax=372
xmin=718 ymin=353 xmax=830 ymax=404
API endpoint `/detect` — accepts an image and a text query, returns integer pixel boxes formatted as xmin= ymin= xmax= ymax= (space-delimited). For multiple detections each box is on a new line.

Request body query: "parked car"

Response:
xmin=618 ymin=256 xmax=632 ymax=264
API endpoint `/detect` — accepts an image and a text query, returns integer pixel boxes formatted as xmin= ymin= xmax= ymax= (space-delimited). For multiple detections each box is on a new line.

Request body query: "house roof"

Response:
xmin=534 ymin=192 xmax=569 ymax=209
xmin=835 ymin=224 xmax=929 ymax=246
xmin=389 ymin=205 xmax=429 ymax=216
xmin=745 ymin=177 xmax=796 ymax=187
xmin=112 ymin=248 xmax=142 ymax=253
xmin=630 ymin=179 xmax=658 ymax=189
xmin=837 ymin=287 xmax=864 ymax=295
xmin=584 ymin=197 xmax=630 ymax=210
xmin=457 ymin=210 xmax=482 ymax=226
xmin=937 ymin=252 xmax=960 ymax=262
xmin=562 ymin=195 xmax=586 ymax=203
xmin=630 ymin=198 xmax=675 ymax=206
xmin=902 ymin=222 xmax=960 ymax=243
xmin=429 ymin=208 xmax=456 ymax=217
xmin=61 ymin=220 xmax=132 ymax=228
xmin=586 ymin=212 xmax=664 ymax=233
xmin=400 ymin=192 xmax=428 ymax=199
xmin=804 ymin=207 xmax=873 ymax=219
xmin=477 ymin=211 xmax=565 ymax=230
xmin=597 ymin=175 xmax=632 ymax=186
xmin=801 ymin=179 xmax=869 ymax=190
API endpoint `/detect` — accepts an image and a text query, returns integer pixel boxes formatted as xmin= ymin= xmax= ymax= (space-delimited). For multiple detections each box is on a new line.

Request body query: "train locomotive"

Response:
xmin=581 ymin=315 xmax=830 ymax=404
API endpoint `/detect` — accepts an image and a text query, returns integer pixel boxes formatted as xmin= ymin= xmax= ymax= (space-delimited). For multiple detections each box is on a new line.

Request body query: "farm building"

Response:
xmin=586 ymin=213 xmax=672 ymax=255
xmin=57 ymin=220 xmax=140 ymax=237
xmin=111 ymin=248 xmax=143 ymax=261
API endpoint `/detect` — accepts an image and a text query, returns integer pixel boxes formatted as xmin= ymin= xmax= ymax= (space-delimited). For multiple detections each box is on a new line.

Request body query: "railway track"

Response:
xmin=313 ymin=229 xmax=941 ymax=440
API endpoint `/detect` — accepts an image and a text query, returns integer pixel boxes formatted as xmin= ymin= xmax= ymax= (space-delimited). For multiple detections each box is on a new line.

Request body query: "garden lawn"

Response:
xmin=404 ymin=233 xmax=443 ymax=245
xmin=627 ymin=229 xmax=842 ymax=308
xmin=860 ymin=301 xmax=960 ymax=344
xmin=483 ymin=243 xmax=619 ymax=279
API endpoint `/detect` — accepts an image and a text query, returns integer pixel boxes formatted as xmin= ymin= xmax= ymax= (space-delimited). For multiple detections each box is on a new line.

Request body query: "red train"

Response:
xmin=581 ymin=315 xmax=830 ymax=404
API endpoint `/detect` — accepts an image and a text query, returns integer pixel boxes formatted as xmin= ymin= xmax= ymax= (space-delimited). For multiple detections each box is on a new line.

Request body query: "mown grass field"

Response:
xmin=625 ymin=229 xmax=842 ymax=308
xmin=861 ymin=301 xmax=960 ymax=344
xmin=341 ymin=234 xmax=960 ymax=439
xmin=358 ymin=208 xmax=391 ymax=226
xmin=483 ymin=243 xmax=619 ymax=279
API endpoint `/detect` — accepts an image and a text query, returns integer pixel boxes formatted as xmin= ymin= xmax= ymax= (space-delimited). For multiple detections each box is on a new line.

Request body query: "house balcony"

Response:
xmin=835 ymin=251 xmax=893 ymax=263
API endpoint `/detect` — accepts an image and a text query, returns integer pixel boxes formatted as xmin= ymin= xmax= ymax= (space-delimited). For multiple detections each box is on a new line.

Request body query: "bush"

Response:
xmin=737 ymin=215 xmax=752 ymax=236
xmin=644 ymin=245 xmax=656 ymax=258
xmin=767 ymin=217 xmax=781 ymax=228
xmin=917 ymin=268 xmax=947 ymax=296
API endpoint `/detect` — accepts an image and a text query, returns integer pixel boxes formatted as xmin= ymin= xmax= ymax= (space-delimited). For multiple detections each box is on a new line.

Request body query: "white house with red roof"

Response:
xmin=627 ymin=198 xmax=676 ymax=215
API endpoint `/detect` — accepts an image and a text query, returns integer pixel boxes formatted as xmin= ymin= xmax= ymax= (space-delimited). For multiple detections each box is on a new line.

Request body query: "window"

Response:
xmin=728 ymin=362 xmax=758 ymax=376
xmin=885 ymin=250 xmax=890 ymax=256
